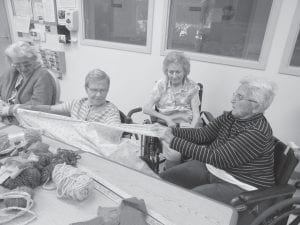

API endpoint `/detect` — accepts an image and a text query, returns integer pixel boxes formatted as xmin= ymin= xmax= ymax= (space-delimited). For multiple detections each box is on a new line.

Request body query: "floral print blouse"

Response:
xmin=148 ymin=78 xmax=201 ymax=123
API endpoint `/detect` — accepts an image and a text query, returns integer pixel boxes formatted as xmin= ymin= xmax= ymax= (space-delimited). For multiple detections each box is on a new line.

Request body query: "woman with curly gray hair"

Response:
xmin=143 ymin=51 xmax=202 ymax=128
xmin=143 ymin=51 xmax=202 ymax=169
xmin=0 ymin=41 xmax=56 ymax=123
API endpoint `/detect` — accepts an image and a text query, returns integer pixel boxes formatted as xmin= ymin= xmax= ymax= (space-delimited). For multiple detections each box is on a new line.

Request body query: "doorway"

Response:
xmin=0 ymin=1 xmax=12 ymax=72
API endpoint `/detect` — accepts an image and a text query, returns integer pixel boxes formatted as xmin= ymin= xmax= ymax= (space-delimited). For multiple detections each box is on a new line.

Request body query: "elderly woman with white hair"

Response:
xmin=25 ymin=68 xmax=121 ymax=124
xmin=0 ymin=41 xmax=56 ymax=122
xmin=153 ymin=76 xmax=278 ymax=204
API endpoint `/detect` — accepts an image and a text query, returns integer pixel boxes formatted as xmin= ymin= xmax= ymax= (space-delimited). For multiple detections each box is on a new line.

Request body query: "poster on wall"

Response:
xmin=42 ymin=0 xmax=57 ymax=23
xmin=56 ymin=0 xmax=76 ymax=9
xmin=32 ymin=0 xmax=45 ymax=22
xmin=12 ymin=0 xmax=33 ymax=17
xmin=14 ymin=16 xmax=31 ymax=33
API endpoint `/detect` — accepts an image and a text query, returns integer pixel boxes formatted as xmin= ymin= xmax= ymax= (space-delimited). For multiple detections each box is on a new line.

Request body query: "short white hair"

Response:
xmin=240 ymin=76 xmax=278 ymax=113
xmin=5 ymin=41 xmax=39 ymax=62
xmin=85 ymin=69 xmax=110 ymax=88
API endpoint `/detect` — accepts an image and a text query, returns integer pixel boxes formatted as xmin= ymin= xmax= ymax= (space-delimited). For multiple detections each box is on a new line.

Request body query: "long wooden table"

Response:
xmin=0 ymin=124 xmax=238 ymax=225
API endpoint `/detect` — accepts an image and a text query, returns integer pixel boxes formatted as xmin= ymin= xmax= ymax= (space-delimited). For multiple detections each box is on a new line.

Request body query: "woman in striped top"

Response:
xmin=154 ymin=76 xmax=278 ymax=204
xmin=21 ymin=69 xmax=121 ymax=125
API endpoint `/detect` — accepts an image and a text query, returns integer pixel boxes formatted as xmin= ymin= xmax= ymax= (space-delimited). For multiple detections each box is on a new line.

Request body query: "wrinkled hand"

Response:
xmin=165 ymin=118 xmax=177 ymax=128
xmin=0 ymin=101 xmax=9 ymax=116
xmin=151 ymin=123 xmax=174 ymax=144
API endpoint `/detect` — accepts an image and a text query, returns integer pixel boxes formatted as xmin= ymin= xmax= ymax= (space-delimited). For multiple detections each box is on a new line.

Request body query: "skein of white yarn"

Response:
xmin=52 ymin=163 xmax=94 ymax=201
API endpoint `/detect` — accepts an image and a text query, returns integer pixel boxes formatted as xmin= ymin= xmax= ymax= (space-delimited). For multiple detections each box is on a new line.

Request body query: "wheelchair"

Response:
xmin=126 ymin=83 xmax=210 ymax=174
xmin=123 ymin=95 xmax=300 ymax=225
xmin=232 ymin=139 xmax=300 ymax=225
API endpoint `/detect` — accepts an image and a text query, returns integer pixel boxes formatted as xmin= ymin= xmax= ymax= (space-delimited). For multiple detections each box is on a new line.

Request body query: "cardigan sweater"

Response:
xmin=0 ymin=66 xmax=56 ymax=107
xmin=170 ymin=112 xmax=275 ymax=189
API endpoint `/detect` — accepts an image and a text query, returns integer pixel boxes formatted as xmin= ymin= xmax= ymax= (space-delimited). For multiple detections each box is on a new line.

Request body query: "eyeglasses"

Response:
xmin=232 ymin=92 xmax=258 ymax=103
xmin=87 ymin=87 xmax=108 ymax=94
xmin=167 ymin=69 xmax=183 ymax=75
xmin=11 ymin=61 xmax=33 ymax=69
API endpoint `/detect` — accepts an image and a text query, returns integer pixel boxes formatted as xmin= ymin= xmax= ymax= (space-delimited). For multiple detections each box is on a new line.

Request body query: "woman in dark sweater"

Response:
xmin=0 ymin=41 xmax=56 ymax=123
xmin=153 ymin=76 xmax=278 ymax=204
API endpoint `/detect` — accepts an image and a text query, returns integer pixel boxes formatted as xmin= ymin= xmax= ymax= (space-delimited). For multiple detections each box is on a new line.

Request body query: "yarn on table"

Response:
xmin=52 ymin=163 xmax=94 ymax=201
xmin=2 ymin=165 xmax=41 ymax=190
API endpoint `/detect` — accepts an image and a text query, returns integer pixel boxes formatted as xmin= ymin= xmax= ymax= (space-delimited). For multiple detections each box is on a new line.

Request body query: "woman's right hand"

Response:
xmin=165 ymin=118 xmax=177 ymax=128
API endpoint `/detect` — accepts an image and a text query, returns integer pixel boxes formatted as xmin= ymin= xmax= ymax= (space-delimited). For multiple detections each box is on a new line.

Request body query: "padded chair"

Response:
xmin=231 ymin=139 xmax=300 ymax=225
xmin=49 ymin=70 xmax=61 ymax=104
xmin=127 ymin=83 xmax=205 ymax=174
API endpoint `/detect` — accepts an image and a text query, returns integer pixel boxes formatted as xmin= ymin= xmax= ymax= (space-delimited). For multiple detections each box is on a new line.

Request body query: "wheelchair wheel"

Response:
xmin=250 ymin=197 xmax=300 ymax=225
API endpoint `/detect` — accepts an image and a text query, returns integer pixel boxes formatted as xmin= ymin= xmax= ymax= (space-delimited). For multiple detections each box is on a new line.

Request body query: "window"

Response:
xmin=82 ymin=0 xmax=154 ymax=53
xmin=162 ymin=0 xmax=281 ymax=69
xmin=279 ymin=1 xmax=300 ymax=76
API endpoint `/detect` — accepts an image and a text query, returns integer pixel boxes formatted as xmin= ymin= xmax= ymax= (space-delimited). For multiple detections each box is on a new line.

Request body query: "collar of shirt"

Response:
xmin=166 ymin=78 xmax=189 ymax=94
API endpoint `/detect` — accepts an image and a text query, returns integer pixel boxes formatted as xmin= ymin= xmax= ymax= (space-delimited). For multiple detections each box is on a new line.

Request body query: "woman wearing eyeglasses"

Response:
xmin=143 ymin=51 xmax=202 ymax=128
xmin=0 ymin=41 xmax=56 ymax=123
xmin=154 ymin=76 xmax=278 ymax=204
xmin=22 ymin=69 xmax=121 ymax=125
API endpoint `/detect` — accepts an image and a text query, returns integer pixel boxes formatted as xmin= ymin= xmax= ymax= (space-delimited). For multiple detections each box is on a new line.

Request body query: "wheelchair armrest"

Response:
xmin=200 ymin=111 xmax=215 ymax=125
xmin=231 ymin=184 xmax=296 ymax=209
xmin=127 ymin=107 xmax=143 ymax=119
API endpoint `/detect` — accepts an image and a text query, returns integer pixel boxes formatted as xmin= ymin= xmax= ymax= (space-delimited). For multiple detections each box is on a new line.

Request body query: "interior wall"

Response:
xmin=6 ymin=0 xmax=300 ymax=145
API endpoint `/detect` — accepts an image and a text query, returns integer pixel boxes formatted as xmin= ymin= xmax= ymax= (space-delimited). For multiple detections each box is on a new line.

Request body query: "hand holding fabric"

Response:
xmin=0 ymin=101 xmax=10 ymax=116
xmin=151 ymin=123 xmax=174 ymax=144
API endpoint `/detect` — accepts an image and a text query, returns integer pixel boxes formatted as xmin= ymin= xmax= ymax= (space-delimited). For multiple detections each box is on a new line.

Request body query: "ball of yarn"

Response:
xmin=52 ymin=163 xmax=94 ymax=201
xmin=4 ymin=186 xmax=34 ymax=208
xmin=3 ymin=166 xmax=41 ymax=189
xmin=40 ymin=164 xmax=55 ymax=183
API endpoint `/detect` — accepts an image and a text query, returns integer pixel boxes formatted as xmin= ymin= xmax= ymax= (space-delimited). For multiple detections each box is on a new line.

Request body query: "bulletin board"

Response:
xmin=11 ymin=0 xmax=57 ymax=24
xmin=40 ymin=48 xmax=66 ymax=77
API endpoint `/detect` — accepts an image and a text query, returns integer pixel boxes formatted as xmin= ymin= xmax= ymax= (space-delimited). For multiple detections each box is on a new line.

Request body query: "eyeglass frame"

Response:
xmin=11 ymin=61 xmax=34 ymax=69
xmin=86 ymin=86 xmax=109 ymax=95
xmin=232 ymin=92 xmax=258 ymax=103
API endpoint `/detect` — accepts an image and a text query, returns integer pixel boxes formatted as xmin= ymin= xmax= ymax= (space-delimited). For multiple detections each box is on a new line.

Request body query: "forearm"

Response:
xmin=170 ymin=129 xmax=268 ymax=169
xmin=142 ymin=106 xmax=169 ymax=122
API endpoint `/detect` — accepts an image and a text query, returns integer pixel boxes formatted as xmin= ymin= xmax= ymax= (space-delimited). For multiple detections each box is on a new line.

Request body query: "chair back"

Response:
xmin=198 ymin=83 xmax=203 ymax=112
xmin=119 ymin=110 xmax=127 ymax=123
xmin=273 ymin=138 xmax=299 ymax=185
xmin=49 ymin=70 xmax=61 ymax=104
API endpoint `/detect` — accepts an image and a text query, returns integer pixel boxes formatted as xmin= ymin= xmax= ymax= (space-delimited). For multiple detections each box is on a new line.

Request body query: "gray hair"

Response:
xmin=5 ymin=41 xmax=39 ymax=62
xmin=85 ymin=69 xmax=110 ymax=88
xmin=163 ymin=51 xmax=190 ymax=77
xmin=240 ymin=76 xmax=278 ymax=113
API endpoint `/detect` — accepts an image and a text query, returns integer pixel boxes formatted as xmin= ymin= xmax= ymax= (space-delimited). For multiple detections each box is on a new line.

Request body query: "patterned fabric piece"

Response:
xmin=148 ymin=78 xmax=200 ymax=123
xmin=7 ymin=75 xmax=23 ymax=105
xmin=54 ymin=98 xmax=121 ymax=124
xmin=170 ymin=112 xmax=275 ymax=189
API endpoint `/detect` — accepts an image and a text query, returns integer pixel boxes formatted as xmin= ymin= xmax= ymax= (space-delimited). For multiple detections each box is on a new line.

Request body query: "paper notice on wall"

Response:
xmin=12 ymin=0 xmax=33 ymax=17
xmin=33 ymin=1 xmax=45 ymax=22
xmin=56 ymin=0 xmax=76 ymax=9
xmin=42 ymin=0 xmax=56 ymax=23
xmin=14 ymin=16 xmax=31 ymax=33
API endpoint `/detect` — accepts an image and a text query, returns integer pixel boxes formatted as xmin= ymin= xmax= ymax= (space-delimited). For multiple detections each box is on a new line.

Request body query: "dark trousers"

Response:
xmin=159 ymin=160 xmax=245 ymax=204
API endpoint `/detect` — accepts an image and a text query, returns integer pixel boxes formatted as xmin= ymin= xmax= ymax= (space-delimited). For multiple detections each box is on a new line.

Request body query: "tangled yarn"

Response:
xmin=39 ymin=149 xmax=80 ymax=184
xmin=52 ymin=163 xmax=94 ymax=201
xmin=2 ymin=166 xmax=41 ymax=190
